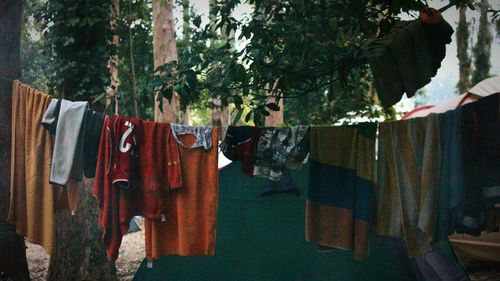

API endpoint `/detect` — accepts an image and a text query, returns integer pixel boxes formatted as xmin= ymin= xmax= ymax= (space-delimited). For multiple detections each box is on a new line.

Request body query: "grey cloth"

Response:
xmin=42 ymin=99 xmax=88 ymax=186
xmin=171 ymin=124 xmax=213 ymax=150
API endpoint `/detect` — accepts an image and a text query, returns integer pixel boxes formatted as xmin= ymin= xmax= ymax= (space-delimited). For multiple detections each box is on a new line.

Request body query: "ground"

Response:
xmin=26 ymin=230 xmax=145 ymax=281
xmin=25 ymin=233 xmax=500 ymax=281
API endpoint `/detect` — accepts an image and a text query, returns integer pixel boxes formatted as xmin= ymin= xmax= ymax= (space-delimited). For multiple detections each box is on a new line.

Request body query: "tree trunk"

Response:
xmin=471 ymin=0 xmax=492 ymax=85
xmin=109 ymin=0 xmax=120 ymax=114
xmin=209 ymin=0 xmax=230 ymax=126
xmin=264 ymin=96 xmax=284 ymax=126
xmin=48 ymin=180 xmax=117 ymax=281
xmin=456 ymin=4 xmax=471 ymax=94
xmin=153 ymin=0 xmax=180 ymax=123
xmin=0 ymin=1 xmax=30 ymax=280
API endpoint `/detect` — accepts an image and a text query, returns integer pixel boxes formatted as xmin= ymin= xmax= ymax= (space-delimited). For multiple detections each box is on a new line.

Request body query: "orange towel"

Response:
xmin=7 ymin=81 xmax=56 ymax=254
xmin=144 ymin=129 xmax=219 ymax=260
xmin=7 ymin=81 xmax=79 ymax=254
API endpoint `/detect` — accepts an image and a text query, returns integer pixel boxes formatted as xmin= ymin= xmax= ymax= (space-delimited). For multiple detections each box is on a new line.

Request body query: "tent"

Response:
xmin=402 ymin=75 xmax=500 ymax=263
xmin=134 ymin=162 xmax=425 ymax=281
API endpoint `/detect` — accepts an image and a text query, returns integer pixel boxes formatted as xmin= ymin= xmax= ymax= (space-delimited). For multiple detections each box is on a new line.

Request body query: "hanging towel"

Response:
xmin=137 ymin=120 xmax=182 ymax=219
xmin=42 ymin=99 xmax=88 ymax=186
xmin=144 ymin=129 xmax=219 ymax=260
xmin=254 ymin=126 xmax=310 ymax=182
xmin=305 ymin=123 xmax=377 ymax=260
xmin=457 ymin=93 xmax=500 ymax=235
xmin=83 ymin=110 xmax=105 ymax=178
xmin=7 ymin=81 xmax=57 ymax=254
xmin=93 ymin=116 xmax=142 ymax=261
xmin=221 ymin=126 xmax=261 ymax=177
xmin=376 ymin=115 xmax=441 ymax=257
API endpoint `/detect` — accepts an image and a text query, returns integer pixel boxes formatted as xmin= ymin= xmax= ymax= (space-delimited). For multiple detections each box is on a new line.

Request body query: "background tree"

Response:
xmin=42 ymin=0 xmax=117 ymax=279
xmin=471 ymin=0 xmax=492 ymax=84
xmin=456 ymin=3 xmax=472 ymax=93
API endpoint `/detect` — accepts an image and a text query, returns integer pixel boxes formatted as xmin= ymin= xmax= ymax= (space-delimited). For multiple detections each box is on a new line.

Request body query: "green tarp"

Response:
xmin=133 ymin=163 xmax=416 ymax=281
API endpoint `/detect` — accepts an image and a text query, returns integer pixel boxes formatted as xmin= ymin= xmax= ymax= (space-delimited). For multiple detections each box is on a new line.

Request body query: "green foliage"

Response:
xmin=42 ymin=0 xmax=114 ymax=105
xmin=151 ymin=0 xmax=427 ymax=125
xmin=116 ymin=0 xmax=155 ymax=120
xmin=471 ymin=0 xmax=493 ymax=85
xmin=456 ymin=4 xmax=472 ymax=94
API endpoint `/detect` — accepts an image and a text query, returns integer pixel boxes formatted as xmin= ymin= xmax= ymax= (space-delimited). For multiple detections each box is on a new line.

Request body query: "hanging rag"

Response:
xmin=144 ymin=129 xmax=219 ymax=261
xmin=42 ymin=98 xmax=88 ymax=186
xmin=221 ymin=126 xmax=261 ymax=177
xmin=376 ymin=115 xmax=441 ymax=257
xmin=93 ymin=116 xmax=183 ymax=261
xmin=457 ymin=93 xmax=500 ymax=235
xmin=253 ymin=126 xmax=310 ymax=182
xmin=171 ymin=124 xmax=213 ymax=150
xmin=83 ymin=110 xmax=105 ymax=178
xmin=365 ymin=16 xmax=453 ymax=109
xmin=305 ymin=123 xmax=377 ymax=260
xmin=7 ymin=81 xmax=57 ymax=254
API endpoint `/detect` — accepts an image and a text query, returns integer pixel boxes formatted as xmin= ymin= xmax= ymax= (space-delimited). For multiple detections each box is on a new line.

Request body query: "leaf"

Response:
xmin=233 ymin=95 xmax=243 ymax=105
xmin=244 ymin=110 xmax=253 ymax=123
xmin=232 ymin=108 xmax=244 ymax=125
xmin=193 ymin=15 xmax=202 ymax=28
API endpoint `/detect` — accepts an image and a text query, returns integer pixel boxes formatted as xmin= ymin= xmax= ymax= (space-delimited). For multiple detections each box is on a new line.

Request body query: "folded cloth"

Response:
xmin=221 ymin=126 xmax=261 ymax=177
xmin=93 ymin=116 xmax=183 ymax=261
xmin=254 ymin=126 xmax=310 ymax=182
xmin=144 ymin=129 xmax=219 ymax=261
xmin=42 ymin=98 xmax=88 ymax=186
xmin=376 ymin=115 xmax=441 ymax=257
xmin=306 ymin=123 xmax=377 ymax=260
xmin=7 ymin=81 xmax=57 ymax=254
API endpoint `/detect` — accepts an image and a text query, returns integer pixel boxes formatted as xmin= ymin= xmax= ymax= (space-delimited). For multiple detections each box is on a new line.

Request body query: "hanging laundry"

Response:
xmin=376 ymin=115 xmax=441 ymax=257
xmin=93 ymin=116 xmax=182 ymax=261
xmin=434 ymin=108 xmax=465 ymax=243
xmin=171 ymin=124 xmax=213 ymax=150
xmin=83 ymin=110 xmax=105 ymax=178
xmin=457 ymin=93 xmax=500 ymax=235
xmin=144 ymin=127 xmax=218 ymax=261
xmin=42 ymin=99 xmax=88 ymax=186
xmin=137 ymin=120 xmax=182 ymax=218
xmin=7 ymin=81 xmax=57 ymax=254
xmin=365 ymin=10 xmax=453 ymax=109
xmin=306 ymin=123 xmax=377 ymax=260
xmin=221 ymin=126 xmax=261 ymax=177
xmin=253 ymin=126 xmax=310 ymax=182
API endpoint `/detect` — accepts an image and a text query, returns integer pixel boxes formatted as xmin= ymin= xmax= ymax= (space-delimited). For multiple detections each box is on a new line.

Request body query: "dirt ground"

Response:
xmin=26 ymin=230 xmax=145 ymax=281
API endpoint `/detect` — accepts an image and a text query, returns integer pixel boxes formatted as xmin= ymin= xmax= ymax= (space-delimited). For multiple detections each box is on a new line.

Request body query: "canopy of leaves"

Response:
xmin=150 ymin=0 xmax=427 ymax=125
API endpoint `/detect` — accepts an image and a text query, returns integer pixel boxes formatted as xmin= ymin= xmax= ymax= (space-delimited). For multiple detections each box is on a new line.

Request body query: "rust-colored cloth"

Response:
xmin=7 ymin=81 xmax=56 ymax=254
xmin=145 ymin=129 xmax=219 ymax=261
xmin=93 ymin=117 xmax=184 ymax=261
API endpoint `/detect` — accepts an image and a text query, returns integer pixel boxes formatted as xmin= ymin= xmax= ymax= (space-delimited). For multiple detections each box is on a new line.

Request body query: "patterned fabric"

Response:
xmin=171 ymin=124 xmax=212 ymax=150
xmin=220 ymin=126 xmax=261 ymax=177
xmin=376 ymin=115 xmax=441 ymax=257
xmin=253 ymin=125 xmax=310 ymax=181
xmin=306 ymin=123 xmax=377 ymax=260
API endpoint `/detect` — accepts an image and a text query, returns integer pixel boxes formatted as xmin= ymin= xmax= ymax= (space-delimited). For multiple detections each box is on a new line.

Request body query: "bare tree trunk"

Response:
xmin=153 ymin=0 xmax=180 ymax=123
xmin=264 ymin=96 xmax=284 ymax=126
xmin=128 ymin=0 xmax=139 ymax=118
xmin=0 ymin=1 xmax=30 ymax=280
xmin=456 ymin=4 xmax=471 ymax=94
xmin=108 ymin=0 xmax=120 ymax=114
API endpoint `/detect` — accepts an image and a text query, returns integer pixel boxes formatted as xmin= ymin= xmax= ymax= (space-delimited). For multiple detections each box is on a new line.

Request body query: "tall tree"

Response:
xmin=153 ymin=0 xmax=181 ymax=123
xmin=456 ymin=4 xmax=472 ymax=94
xmin=109 ymin=0 xmax=121 ymax=114
xmin=43 ymin=0 xmax=117 ymax=279
xmin=471 ymin=0 xmax=492 ymax=85
xmin=0 ymin=1 xmax=30 ymax=279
